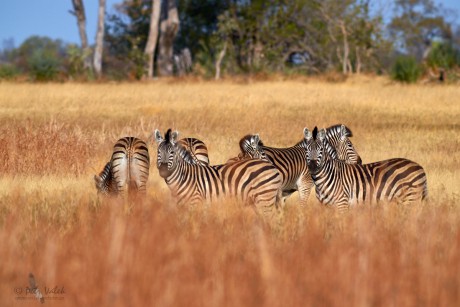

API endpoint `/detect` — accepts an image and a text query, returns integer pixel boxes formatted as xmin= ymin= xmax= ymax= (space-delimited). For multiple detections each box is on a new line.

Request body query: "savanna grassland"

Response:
xmin=0 ymin=77 xmax=459 ymax=306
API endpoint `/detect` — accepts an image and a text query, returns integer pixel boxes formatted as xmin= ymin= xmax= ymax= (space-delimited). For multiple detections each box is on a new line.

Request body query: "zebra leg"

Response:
xmin=297 ymin=174 xmax=314 ymax=207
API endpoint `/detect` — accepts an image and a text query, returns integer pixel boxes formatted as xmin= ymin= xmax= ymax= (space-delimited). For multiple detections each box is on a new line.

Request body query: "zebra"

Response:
xmin=154 ymin=129 xmax=283 ymax=217
xmin=238 ymin=124 xmax=361 ymax=206
xmin=94 ymin=137 xmax=150 ymax=197
xmin=226 ymin=134 xmax=268 ymax=164
xmin=304 ymin=127 xmax=427 ymax=211
xmin=94 ymin=161 xmax=116 ymax=195
xmin=177 ymin=137 xmax=210 ymax=165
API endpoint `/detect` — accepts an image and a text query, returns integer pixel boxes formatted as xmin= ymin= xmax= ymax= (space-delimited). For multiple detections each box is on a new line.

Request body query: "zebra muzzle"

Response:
xmin=158 ymin=163 xmax=171 ymax=178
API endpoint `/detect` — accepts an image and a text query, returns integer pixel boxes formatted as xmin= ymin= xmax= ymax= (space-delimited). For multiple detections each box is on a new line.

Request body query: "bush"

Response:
xmin=28 ymin=50 xmax=61 ymax=81
xmin=391 ymin=56 xmax=422 ymax=83
xmin=426 ymin=42 xmax=459 ymax=70
xmin=66 ymin=44 xmax=93 ymax=80
xmin=0 ymin=64 xmax=19 ymax=80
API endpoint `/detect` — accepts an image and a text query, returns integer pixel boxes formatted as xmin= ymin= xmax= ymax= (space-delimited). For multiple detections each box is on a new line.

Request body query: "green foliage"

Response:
xmin=426 ymin=42 xmax=459 ymax=69
xmin=66 ymin=44 xmax=93 ymax=80
xmin=0 ymin=64 xmax=19 ymax=80
xmin=391 ymin=56 xmax=422 ymax=83
xmin=389 ymin=0 xmax=452 ymax=60
xmin=28 ymin=50 xmax=61 ymax=81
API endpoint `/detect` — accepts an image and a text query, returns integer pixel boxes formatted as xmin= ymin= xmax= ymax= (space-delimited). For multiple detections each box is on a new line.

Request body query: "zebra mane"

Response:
xmin=164 ymin=128 xmax=173 ymax=142
xmin=326 ymin=124 xmax=353 ymax=137
xmin=312 ymin=126 xmax=318 ymax=140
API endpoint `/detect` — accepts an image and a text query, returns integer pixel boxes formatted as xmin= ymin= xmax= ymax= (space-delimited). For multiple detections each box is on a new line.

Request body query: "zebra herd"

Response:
xmin=95 ymin=124 xmax=427 ymax=216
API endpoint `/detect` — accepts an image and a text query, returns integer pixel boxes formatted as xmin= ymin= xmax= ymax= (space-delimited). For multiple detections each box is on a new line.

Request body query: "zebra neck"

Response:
xmin=311 ymin=155 xmax=337 ymax=182
xmin=164 ymin=161 xmax=190 ymax=185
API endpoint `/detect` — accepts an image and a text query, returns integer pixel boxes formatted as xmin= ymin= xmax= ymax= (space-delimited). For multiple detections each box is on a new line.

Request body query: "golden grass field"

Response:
xmin=0 ymin=77 xmax=459 ymax=306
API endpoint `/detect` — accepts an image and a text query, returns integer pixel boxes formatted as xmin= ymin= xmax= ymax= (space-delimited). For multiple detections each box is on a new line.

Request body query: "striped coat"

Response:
xmin=95 ymin=137 xmax=150 ymax=197
xmin=155 ymin=129 xmax=282 ymax=216
xmin=238 ymin=124 xmax=361 ymax=206
xmin=305 ymin=127 xmax=427 ymax=211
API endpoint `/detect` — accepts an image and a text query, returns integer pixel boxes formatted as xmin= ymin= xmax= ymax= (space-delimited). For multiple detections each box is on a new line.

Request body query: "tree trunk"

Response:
xmin=355 ymin=46 xmax=361 ymax=74
xmin=70 ymin=0 xmax=91 ymax=70
xmin=158 ymin=0 xmax=180 ymax=76
xmin=340 ymin=21 xmax=350 ymax=74
xmin=215 ymin=41 xmax=227 ymax=80
xmin=93 ymin=0 xmax=106 ymax=78
xmin=144 ymin=0 xmax=162 ymax=79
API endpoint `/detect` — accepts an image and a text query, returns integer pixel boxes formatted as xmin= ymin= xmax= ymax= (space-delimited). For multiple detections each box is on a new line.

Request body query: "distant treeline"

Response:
xmin=1 ymin=0 xmax=460 ymax=83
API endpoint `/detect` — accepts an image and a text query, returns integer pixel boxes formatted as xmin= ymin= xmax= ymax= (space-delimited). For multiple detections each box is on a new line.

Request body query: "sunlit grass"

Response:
xmin=0 ymin=78 xmax=459 ymax=306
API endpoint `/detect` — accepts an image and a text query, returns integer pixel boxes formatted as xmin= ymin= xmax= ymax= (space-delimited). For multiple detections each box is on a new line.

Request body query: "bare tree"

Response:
xmin=144 ymin=0 xmax=162 ymax=79
xmin=69 ymin=0 xmax=91 ymax=70
xmin=158 ymin=0 xmax=179 ymax=76
xmin=215 ymin=41 xmax=227 ymax=80
xmin=93 ymin=0 xmax=106 ymax=78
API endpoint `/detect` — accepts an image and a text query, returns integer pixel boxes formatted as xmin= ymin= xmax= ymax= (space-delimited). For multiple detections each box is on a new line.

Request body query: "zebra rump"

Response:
xmin=95 ymin=137 xmax=150 ymax=197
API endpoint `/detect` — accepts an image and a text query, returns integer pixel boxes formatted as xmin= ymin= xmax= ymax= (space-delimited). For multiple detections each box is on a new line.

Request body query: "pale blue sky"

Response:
xmin=0 ymin=0 xmax=459 ymax=50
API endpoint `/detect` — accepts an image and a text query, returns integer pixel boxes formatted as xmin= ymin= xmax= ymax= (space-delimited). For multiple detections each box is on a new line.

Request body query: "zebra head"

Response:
xmin=94 ymin=162 xmax=113 ymax=195
xmin=239 ymin=134 xmax=267 ymax=160
xmin=304 ymin=126 xmax=327 ymax=174
xmin=325 ymin=124 xmax=362 ymax=164
xmin=154 ymin=128 xmax=180 ymax=178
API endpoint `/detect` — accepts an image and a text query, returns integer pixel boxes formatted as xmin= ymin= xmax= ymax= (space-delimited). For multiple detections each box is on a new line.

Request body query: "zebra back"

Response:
xmin=110 ymin=137 xmax=150 ymax=195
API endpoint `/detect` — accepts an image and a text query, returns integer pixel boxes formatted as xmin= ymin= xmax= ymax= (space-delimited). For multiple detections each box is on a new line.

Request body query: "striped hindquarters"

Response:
xmin=365 ymin=158 xmax=427 ymax=205
xmin=178 ymin=137 xmax=210 ymax=165
xmin=219 ymin=158 xmax=282 ymax=216
xmin=111 ymin=137 xmax=150 ymax=195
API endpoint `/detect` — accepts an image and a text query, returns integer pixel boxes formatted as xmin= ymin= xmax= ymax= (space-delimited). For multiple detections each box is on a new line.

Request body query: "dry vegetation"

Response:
xmin=0 ymin=77 xmax=459 ymax=306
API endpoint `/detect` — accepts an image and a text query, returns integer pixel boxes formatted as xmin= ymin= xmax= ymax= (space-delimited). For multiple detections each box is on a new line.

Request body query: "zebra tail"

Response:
xmin=422 ymin=180 xmax=428 ymax=201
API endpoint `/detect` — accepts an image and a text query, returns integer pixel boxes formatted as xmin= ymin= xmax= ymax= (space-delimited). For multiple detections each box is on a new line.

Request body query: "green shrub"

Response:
xmin=28 ymin=50 xmax=61 ymax=81
xmin=0 ymin=64 xmax=19 ymax=80
xmin=391 ymin=56 xmax=422 ymax=83
xmin=66 ymin=44 xmax=93 ymax=80
xmin=426 ymin=42 xmax=458 ymax=70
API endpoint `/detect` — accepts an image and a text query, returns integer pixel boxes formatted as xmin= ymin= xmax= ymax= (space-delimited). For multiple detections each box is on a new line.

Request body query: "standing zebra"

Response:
xmin=238 ymin=124 xmax=361 ymax=206
xmin=304 ymin=127 xmax=427 ymax=211
xmin=154 ymin=129 xmax=282 ymax=216
xmin=94 ymin=137 xmax=150 ymax=197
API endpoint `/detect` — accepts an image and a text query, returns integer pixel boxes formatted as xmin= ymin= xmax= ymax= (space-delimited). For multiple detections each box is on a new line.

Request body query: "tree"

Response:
xmin=389 ymin=0 xmax=452 ymax=61
xmin=94 ymin=0 xmax=106 ymax=77
xmin=158 ymin=0 xmax=180 ymax=76
xmin=144 ymin=0 xmax=162 ymax=78
xmin=69 ymin=0 xmax=92 ymax=70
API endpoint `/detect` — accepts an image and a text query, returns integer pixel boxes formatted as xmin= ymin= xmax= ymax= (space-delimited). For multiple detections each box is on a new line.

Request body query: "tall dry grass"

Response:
xmin=0 ymin=77 xmax=459 ymax=306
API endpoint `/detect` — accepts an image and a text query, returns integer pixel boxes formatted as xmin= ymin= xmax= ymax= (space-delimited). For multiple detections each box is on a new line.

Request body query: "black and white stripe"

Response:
xmin=238 ymin=124 xmax=361 ymax=206
xmin=304 ymin=127 xmax=427 ymax=211
xmin=154 ymin=129 xmax=282 ymax=216
xmin=177 ymin=137 xmax=210 ymax=165
xmin=95 ymin=137 xmax=150 ymax=197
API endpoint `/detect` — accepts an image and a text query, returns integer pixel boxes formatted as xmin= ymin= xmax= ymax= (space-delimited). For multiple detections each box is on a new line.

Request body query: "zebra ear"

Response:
xmin=94 ymin=174 xmax=102 ymax=185
xmin=154 ymin=129 xmax=163 ymax=143
xmin=340 ymin=124 xmax=347 ymax=141
xmin=251 ymin=134 xmax=260 ymax=147
xmin=318 ymin=128 xmax=326 ymax=141
xmin=303 ymin=128 xmax=312 ymax=141
xmin=171 ymin=130 xmax=179 ymax=144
